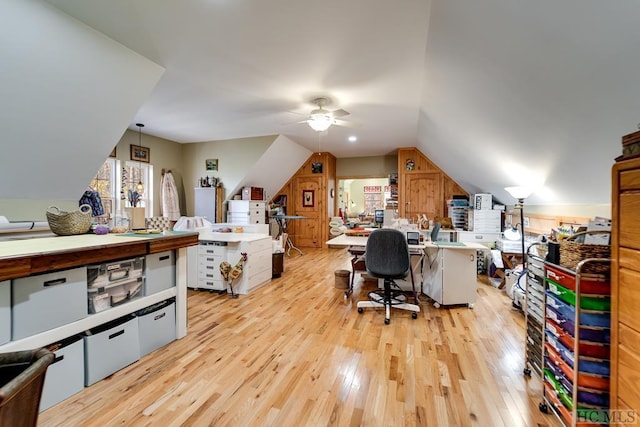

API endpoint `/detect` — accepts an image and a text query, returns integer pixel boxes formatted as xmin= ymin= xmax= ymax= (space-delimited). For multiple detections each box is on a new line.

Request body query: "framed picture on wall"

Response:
xmin=302 ymin=190 xmax=314 ymax=207
xmin=205 ymin=158 xmax=218 ymax=171
xmin=130 ymin=145 xmax=150 ymax=163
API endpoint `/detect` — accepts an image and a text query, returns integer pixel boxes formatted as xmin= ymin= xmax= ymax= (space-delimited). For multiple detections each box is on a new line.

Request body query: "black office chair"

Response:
xmin=357 ymin=228 xmax=420 ymax=324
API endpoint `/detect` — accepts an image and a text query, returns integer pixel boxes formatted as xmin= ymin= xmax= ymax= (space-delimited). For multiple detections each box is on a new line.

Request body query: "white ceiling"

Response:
xmin=42 ymin=0 xmax=640 ymax=207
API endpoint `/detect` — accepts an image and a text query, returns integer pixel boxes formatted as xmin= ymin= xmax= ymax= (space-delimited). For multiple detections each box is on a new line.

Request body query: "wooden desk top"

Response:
xmin=0 ymin=231 xmax=199 ymax=282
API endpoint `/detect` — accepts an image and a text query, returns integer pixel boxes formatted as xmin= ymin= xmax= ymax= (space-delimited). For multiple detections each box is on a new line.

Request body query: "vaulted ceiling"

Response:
xmin=6 ymin=0 xmax=640 ymax=208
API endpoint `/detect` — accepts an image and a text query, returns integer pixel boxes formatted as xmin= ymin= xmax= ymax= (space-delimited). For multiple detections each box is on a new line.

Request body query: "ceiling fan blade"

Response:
xmin=332 ymin=109 xmax=349 ymax=118
xmin=333 ymin=118 xmax=359 ymax=128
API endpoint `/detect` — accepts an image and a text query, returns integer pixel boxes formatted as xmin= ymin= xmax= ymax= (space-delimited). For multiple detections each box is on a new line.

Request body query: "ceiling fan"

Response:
xmin=298 ymin=97 xmax=352 ymax=132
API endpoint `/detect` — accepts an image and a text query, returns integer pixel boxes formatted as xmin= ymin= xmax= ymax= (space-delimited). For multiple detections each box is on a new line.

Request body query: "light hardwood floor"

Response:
xmin=39 ymin=247 xmax=560 ymax=426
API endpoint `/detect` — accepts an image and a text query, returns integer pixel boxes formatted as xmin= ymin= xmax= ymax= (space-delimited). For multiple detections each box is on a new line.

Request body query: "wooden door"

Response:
xmin=291 ymin=176 xmax=323 ymax=248
xmin=403 ymin=173 xmax=442 ymax=220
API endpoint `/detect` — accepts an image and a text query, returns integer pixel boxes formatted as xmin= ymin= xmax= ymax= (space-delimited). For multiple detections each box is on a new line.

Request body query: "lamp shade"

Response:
xmin=505 ymin=186 xmax=533 ymax=200
xmin=504 ymin=226 xmax=521 ymax=241
xmin=307 ymin=114 xmax=333 ymax=132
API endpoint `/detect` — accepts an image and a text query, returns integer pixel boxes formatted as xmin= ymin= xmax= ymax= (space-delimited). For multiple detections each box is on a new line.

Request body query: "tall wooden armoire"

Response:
xmin=611 ymin=156 xmax=640 ymax=414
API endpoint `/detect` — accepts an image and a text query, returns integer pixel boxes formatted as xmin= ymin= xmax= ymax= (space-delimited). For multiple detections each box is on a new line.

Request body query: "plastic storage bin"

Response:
xmin=12 ymin=267 xmax=87 ymax=340
xmin=87 ymin=257 xmax=144 ymax=313
xmin=40 ymin=335 xmax=84 ymax=411
xmin=145 ymin=251 xmax=175 ymax=295
xmin=0 ymin=280 xmax=9 ymax=345
xmin=136 ymin=298 xmax=176 ymax=357
xmin=83 ymin=314 xmax=140 ymax=386
xmin=546 ymin=279 xmax=611 ymax=311
xmin=545 ymin=264 xmax=610 ymax=294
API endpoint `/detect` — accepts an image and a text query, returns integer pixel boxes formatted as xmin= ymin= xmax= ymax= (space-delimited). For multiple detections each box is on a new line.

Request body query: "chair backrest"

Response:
xmin=0 ymin=348 xmax=54 ymax=427
xmin=145 ymin=216 xmax=173 ymax=231
xmin=365 ymin=228 xmax=410 ymax=279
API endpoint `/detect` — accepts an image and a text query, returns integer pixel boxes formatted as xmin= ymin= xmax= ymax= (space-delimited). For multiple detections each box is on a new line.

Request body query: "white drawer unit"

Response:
xmin=12 ymin=267 xmax=88 ymax=340
xmin=0 ymin=280 xmax=9 ymax=345
xmin=195 ymin=241 xmax=227 ymax=291
xmin=227 ymin=200 xmax=265 ymax=224
xmin=84 ymin=314 xmax=140 ymax=386
xmin=457 ymin=231 xmax=502 ymax=244
xmin=40 ymin=334 xmax=85 ymax=411
xmin=145 ymin=251 xmax=175 ymax=295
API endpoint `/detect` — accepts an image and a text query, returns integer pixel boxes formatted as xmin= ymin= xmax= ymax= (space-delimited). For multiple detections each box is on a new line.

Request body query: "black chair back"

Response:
xmin=365 ymin=228 xmax=410 ymax=279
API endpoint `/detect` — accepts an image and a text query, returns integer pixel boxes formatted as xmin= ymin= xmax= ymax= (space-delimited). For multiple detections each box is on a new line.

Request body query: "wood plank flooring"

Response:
xmin=38 ymin=247 xmax=560 ymax=426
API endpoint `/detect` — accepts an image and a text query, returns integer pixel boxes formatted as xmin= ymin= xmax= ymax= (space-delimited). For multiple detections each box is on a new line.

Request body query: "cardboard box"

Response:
xmin=242 ymin=186 xmax=264 ymax=201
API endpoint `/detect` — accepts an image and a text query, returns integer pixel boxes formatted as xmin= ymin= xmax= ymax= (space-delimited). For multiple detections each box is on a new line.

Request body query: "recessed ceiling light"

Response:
xmin=348 ymin=136 xmax=357 ymax=142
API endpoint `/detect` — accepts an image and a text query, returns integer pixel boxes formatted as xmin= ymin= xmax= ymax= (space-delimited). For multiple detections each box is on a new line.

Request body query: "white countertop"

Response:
xmin=198 ymin=231 xmax=271 ymax=243
xmin=326 ymin=234 xmax=487 ymax=251
xmin=0 ymin=231 xmax=196 ymax=259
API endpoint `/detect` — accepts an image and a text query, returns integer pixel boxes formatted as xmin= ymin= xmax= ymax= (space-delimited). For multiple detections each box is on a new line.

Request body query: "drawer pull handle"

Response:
xmin=44 ymin=278 xmax=67 ymax=287
xmin=206 ymin=258 xmax=214 ymax=261
xmin=52 ymin=355 xmax=65 ymax=365
xmin=159 ymin=255 xmax=170 ymax=261
xmin=154 ymin=312 xmax=166 ymax=321
xmin=206 ymin=274 xmax=213 ymax=278
xmin=108 ymin=329 xmax=125 ymax=340
xmin=109 ymin=268 xmax=130 ymax=282
xmin=206 ymin=266 xmax=213 ymax=270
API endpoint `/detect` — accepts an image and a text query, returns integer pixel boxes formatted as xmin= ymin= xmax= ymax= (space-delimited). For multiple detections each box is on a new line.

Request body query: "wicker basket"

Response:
xmin=46 ymin=205 xmax=92 ymax=236
xmin=559 ymin=230 xmax=611 ymax=273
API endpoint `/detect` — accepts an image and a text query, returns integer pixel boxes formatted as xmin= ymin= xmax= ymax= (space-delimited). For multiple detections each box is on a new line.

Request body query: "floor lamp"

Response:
xmin=505 ymin=186 xmax=533 ymax=268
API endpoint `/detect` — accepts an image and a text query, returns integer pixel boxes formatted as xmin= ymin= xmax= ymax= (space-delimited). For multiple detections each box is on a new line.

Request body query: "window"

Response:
xmin=88 ymin=158 xmax=154 ymax=225
xmin=123 ymin=161 xmax=153 ymax=217
xmin=88 ymin=158 xmax=118 ymax=224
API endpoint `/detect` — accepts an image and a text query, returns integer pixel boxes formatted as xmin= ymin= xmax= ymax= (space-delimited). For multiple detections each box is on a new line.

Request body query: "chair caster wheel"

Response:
xmin=538 ymin=402 xmax=548 ymax=413
xmin=523 ymin=368 xmax=531 ymax=377
xmin=433 ymin=302 xmax=440 ymax=308
xmin=357 ymin=307 xmax=364 ymax=314
xmin=412 ymin=312 xmax=418 ymax=319
xmin=384 ymin=318 xmax=390 ymax=325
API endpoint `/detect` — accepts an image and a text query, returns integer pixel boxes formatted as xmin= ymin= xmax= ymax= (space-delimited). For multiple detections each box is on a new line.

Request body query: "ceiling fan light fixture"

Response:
xmin=307 ymin=113 xmax=333 ymax=132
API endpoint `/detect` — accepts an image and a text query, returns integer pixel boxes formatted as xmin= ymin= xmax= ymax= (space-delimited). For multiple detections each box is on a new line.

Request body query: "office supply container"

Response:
xmin=40 ymin=334 xmax=84 ymax=411
xmin=145 ymin=251 xmax=175 ymax=295
xmin=136 ymin=298 xmax=176 ymax=357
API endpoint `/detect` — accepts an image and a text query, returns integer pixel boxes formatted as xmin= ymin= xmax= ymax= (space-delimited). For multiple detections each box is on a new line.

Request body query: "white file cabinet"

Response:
xmin=423 ymin=246 xmax=478 ymax=307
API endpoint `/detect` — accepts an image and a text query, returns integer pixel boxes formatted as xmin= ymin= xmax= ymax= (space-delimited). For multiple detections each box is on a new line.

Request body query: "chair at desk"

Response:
xmin=357 ymin=228 xmax=420 ymax=324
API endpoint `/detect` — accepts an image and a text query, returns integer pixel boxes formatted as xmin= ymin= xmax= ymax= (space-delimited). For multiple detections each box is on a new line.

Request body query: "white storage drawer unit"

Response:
xmin=227 ymin=200 xmax=265 ymax=224
xmin=136 ymin=298 xmax=176 ymax=357
xmin=457 ymin=231 xmax=502 ymax=244
xmin=12 ymin=267 xmax=88 ymax=340
xmin=84 ymin=314 xmax=140 ymax=386
xmin=470 ymin=209 xmax=501 ymax=232
xmin=40 ymin=334 xmax=85 ymax=411
xmin=87 ymin=257 xmax=144 ymax=313
xmin=145 ymin=251 xmax=175 ymax=295
xmin=0 ymin=280 xmax=9 ymax=345
xmin=196 ymin=242 xmax=227 ymax=291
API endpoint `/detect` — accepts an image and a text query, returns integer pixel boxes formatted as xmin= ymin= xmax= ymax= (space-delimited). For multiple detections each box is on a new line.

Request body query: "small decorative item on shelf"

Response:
xmin=46 ymin=204 xmax=92 ymax=236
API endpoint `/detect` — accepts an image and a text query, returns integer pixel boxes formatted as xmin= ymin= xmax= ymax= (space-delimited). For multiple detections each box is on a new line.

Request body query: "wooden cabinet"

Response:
xmin=397 ymin=147 xmax=467 ymax=221
xmin=611 ymin=156 xmax=640 ymax=413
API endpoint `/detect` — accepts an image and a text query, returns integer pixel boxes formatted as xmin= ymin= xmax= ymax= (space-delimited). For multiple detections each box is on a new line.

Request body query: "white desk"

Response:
xmin=327 ymin=234 xmax=487 ymax=307
xmin=326 ymin=234 xmax=427 ymax=297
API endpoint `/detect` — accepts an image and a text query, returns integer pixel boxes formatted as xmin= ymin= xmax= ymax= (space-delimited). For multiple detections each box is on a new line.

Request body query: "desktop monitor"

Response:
xmin=374 ymin=210 xmax=384 ymax=225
